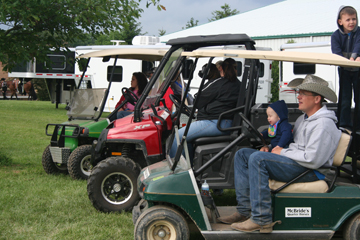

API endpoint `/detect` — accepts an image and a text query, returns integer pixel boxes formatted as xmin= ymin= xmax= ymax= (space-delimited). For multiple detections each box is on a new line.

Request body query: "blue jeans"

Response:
xmin=170 ymin=119 xmax=232 ymax=163
xmin=338 ymin=68 xmax=360 ymax=129
xmin=117 ymin=111 xmax=133 ymax=119
xmin=234 ymin=148 xmax=319 ymax=225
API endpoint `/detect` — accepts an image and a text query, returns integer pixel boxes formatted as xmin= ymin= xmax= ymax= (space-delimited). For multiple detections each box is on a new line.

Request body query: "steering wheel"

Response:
xmin=121 ymin=87 xmax=138 ymax=105
xmin=238 ymin=112 xmax=268 ymax=147
xmin=169 ymin=94 xmax=192 ymax=117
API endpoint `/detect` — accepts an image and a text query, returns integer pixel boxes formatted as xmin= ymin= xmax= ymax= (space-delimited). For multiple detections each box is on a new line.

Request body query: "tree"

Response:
xmin=94 ymin=21 xmax=144 ymax=45
xmin=270 ymin=61 xmax=279 ymax=103
xmin=208 ymin=3 xmax=239 ymax=22
xmin=287 ymin=39 xmax=296 ymax=44
xmin=69 ymin=35 xmax=96 ymax=48
xmin=118 ymin=19 xmax=145 ymax=44
xmin=158 ymin=28 xmax=166 ymax=37
xmin=0 ymin=0 xmax=163 ymax=71
xmin=182 ymin=17 xmax=199 ymax=29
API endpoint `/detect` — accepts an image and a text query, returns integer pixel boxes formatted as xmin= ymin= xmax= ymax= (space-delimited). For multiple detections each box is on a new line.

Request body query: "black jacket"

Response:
xmin=195 ymin=77 xmax=241 ymax=120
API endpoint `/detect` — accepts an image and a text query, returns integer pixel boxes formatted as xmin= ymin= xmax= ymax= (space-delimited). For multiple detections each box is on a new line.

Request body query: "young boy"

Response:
xmin=331 ymin=5 xmax=360 ymax=129
xmin=260 ymin=100 xmax=293 ymax=151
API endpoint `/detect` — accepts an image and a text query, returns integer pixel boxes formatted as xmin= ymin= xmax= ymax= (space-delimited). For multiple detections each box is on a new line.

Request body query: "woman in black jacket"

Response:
xmin=170 ymin=58 xmax=241 ymax=163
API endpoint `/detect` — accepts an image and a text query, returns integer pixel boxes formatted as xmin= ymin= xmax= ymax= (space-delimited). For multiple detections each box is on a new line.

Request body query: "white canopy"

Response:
xmin=77 ymin=47 xmax=169 ymax=61
xmin=183 ymin=49 xmax=360 ymax=68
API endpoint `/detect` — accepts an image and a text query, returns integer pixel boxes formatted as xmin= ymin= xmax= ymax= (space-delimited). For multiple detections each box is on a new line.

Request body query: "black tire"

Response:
xmin=68 ymin=145 xmax=93 ymax=180
xmin=132 ymin=199 xmax=148 ymax=225
xmin=134 ymin=205 xmax=189 ymax=240
xmin=87 ymin=156 xmax=140 ymax=213
xmin=41 ymin=145 xmax=68 ymax=175
xmin=343 ymin=212 xmax=360 ymax=240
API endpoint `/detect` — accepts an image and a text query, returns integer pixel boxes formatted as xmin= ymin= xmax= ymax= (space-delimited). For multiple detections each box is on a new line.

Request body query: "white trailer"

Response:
xmin=279 ymin=42 xmax=339 ymax=103
xmin=8 ymin=36 xmax=165 ymax=109
xmin=76 ymin=43 xmax=273 ymax=113
xmin=75 ymin=43 xmax=168 ymax=112
xmin=7 ymin=49 xmax=87 ymax=107
xmin=8 ymin=37 xmax=273 ymax=109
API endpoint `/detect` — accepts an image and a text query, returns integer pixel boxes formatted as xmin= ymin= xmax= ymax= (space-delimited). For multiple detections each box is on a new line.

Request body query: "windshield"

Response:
xmin=142 ymin=48 xmax=183 ymax=108
xmin=67 ymin=88 xmax=106 ymax=119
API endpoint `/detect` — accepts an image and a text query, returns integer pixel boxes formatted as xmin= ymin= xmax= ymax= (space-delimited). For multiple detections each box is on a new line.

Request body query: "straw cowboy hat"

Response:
xmin=288 ymin=74 xmax=337 ymax=103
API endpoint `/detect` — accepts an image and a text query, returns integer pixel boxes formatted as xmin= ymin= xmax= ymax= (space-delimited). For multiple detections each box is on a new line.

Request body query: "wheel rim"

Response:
xmin=55 ymin=163 xmax=67 ymax=171
xmin=80 ymin=155 xmax=92 ymax=176
xmin=146 ymin=220 xmax=177 ymax=240
xmin=101 ymin=172 xmax=133 ymax=205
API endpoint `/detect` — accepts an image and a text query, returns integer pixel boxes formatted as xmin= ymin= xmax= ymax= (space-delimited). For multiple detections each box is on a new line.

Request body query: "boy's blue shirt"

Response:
xmin=261 ymin=120 xmax=293 ymax=148
xmin=260 ymin=100 xmax=293 ymax=148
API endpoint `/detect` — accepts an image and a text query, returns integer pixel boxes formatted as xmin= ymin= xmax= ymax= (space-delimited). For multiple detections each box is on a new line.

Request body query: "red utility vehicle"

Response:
xmin=87 ymin=47 xmax=192 ymax=212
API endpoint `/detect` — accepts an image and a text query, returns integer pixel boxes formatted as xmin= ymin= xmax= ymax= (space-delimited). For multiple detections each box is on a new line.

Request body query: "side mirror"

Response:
xmin=102 ymin=56 xmax=110 ymax=62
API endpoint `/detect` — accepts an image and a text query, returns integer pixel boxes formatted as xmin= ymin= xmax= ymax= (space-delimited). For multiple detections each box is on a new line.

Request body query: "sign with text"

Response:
xmin=285 ymin=207 xmax=311 ymax=218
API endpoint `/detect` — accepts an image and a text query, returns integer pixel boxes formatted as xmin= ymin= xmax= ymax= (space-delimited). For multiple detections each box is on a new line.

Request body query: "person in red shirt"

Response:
xmin=115 ymin=72 xmax=148 ymax=118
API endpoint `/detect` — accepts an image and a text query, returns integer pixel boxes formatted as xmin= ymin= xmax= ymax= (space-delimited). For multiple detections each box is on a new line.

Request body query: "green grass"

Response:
xmin=0 ymin=100 xmax=238 ymax=240
xmin=0 ymin=101 xmax=134 ymax=240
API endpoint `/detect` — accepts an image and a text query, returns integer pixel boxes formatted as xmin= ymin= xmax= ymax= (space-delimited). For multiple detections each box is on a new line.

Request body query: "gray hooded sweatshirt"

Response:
xmin=280 ymin=106 xmax=341 ymax=169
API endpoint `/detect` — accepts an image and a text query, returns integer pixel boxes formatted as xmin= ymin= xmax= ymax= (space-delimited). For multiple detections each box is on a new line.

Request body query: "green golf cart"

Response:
xmin=133 ymin=34 xmax=360 ymax=239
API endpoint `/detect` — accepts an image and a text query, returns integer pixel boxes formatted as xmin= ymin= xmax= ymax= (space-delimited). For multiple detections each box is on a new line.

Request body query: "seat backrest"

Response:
xmin=332 ymin=131 xmax=352 ymax=167
xmin=230 ymin=59 xmax=260 ymax=134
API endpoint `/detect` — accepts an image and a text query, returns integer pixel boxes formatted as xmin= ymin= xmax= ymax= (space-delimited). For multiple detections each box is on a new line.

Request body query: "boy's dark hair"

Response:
xmin=339 ymin=6 xmax=357 ymax=19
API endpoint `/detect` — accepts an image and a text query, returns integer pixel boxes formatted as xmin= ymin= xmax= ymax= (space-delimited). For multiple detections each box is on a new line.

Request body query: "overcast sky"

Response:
xmin=138 ymin=0 xmax=284 ymax=36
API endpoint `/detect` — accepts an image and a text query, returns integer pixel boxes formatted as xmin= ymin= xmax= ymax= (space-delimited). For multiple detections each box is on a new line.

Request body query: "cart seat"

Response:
xmin=269 ymin=130 xmax=352 ymax=194
xmin=269 ymin=179 xmax=329 ymax=193
xmin=194 ymin=135 xmax=237 ymax=146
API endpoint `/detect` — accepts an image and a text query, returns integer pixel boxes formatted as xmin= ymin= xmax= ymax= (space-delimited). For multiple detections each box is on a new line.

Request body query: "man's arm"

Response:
xmin=280 ymin=128 xmax=339 ymax=169
xmin=272 ymin=146 xmax=282 ymax=154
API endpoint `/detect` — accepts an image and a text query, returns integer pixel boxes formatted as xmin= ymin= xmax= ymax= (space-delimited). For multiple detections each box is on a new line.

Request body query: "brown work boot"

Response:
xmin=231 ymin=219 xmax=281 ymax=233
xmin=217 ymin=212 xmax=249 ymax=224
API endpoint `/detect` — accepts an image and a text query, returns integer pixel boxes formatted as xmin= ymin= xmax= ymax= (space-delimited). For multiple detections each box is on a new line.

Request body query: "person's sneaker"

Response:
xmin=217 ymin=212 xmax=249 ymax=224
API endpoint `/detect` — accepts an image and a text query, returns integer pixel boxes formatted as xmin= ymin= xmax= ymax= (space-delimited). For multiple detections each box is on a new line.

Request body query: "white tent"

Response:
xmin=160 ymin=0 xmax=360 ymax=50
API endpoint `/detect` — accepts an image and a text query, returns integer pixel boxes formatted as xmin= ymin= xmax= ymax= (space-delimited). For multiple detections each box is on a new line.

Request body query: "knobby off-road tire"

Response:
xmin=134 ymin=205 xmax=189 ymax=240
xmin=68 ymin=145 xmax=93 ymax=180
xmin=87 ymin=156 xmax=140 ymax=213
xmin=42 ymin=145 xmax=68 ymax=175
xmin=343 ymin=212 xmax=360 ymax=240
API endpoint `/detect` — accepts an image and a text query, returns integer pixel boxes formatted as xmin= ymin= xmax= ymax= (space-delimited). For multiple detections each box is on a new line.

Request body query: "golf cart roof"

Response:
xmin=182 ymin=49 xmax=360 ymax=68
xmin=77 ymin=47 xmax=169 ymax=61
xmin=166 ymin=34 xmax=255 ymax=51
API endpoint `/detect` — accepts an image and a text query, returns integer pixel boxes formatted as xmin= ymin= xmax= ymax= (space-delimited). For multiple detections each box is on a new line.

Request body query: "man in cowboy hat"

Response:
xmin=218 ymin=74 xmax=341 ymax=233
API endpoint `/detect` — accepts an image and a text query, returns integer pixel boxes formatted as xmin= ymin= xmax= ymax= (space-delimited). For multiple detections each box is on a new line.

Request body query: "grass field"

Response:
xmin=0 ymin=101 xmax=135 ymax=240
xmin=0 ymin=100 xmax=238 ymax=240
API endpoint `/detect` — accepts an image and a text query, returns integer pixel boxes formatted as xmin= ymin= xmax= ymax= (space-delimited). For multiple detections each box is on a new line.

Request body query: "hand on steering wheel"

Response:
xmin=121 ymin=87 xmax=138 ymax=106
xmin=169 ymin=94 xmax=192 ymax=117
xmin=239 ymin=112 xmax=268 ymax=147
